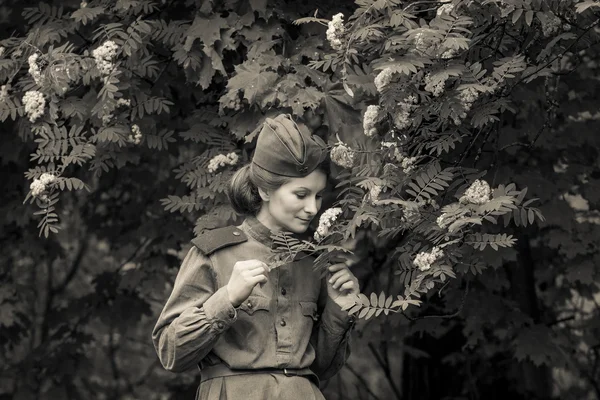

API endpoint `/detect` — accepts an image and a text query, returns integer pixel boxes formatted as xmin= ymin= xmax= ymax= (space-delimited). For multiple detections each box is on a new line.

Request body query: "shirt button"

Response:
xmin=280 ymin=319 xmax=286 ymax=327
xmin=232 ymin=231 xmax=241 ymax=236
xmin=281 ymin=288 xmax=286 ymax=295
xmin=216 ymin=321 xmax=224 ymax=329
xmin=247 ymin=301 xmax=253 ymax=308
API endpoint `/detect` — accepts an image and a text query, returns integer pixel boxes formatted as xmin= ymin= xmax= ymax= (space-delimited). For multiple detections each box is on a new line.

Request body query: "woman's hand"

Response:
xmin=326 ymin=262 xmax=359 ymax=308
xmin=227 ymin=260 xmax=269 ymax=307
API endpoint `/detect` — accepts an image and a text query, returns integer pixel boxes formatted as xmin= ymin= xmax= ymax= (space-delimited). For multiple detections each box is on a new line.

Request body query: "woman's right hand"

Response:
xmin=226 ymin=260 xmax=269 ymax=307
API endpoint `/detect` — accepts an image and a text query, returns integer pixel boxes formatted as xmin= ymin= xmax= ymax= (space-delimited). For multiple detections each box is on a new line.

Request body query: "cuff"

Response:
xmin=321 ymin=298 xmax=356 ymax=335
xmin=203 ymin=286 xmax=238 ymax=333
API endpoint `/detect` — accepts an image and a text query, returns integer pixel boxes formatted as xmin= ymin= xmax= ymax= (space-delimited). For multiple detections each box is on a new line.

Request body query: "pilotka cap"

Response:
xmin=252 ymin=114 xmax=328 ymax=177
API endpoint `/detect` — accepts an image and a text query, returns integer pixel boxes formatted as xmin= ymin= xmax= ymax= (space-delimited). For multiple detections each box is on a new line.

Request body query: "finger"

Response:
xmin=330 ymin=272 xmax=350 ymax=289
xmin=328 ymin=269 xmax=348 ymax=284
xmin=339 ymin=281 xmax=355 ymax=291
xmin=327 ymin=263 xmax=348 ymax=273
xmin=250 ymin=274 xmax=268 ymax=285
xmin=246 ymin=265 xmax=267 ymax=275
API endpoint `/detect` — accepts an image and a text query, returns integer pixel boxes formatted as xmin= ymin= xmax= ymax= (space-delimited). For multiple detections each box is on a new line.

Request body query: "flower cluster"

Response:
xmin=28 ymin=54 xmax=44 ymax=85
xmin=436 ymin=3 xmax=454 ymax=16
xmin=363 ymin=105 xmax=380 ymax=137
xmin=128 ymin=124 xmax=142 ymax=145
xmin=459 ymin=179 xmax=491 ymax=205
xmin=207 ymin=152 xmax=239 ymax=173
xmin=459 ymin=86 xmax=479 ymax=111
xmin=117 ymin=98 xmax=131 ymax=107
xmin=393 ymin=96 xmax=417 ymax=130
xmin=539 ymin=13 xmax=561 ymax=37
xmin=0 ymin=47 xmax=5 ymax=58
xmin=92 ymin=40 xmax=119 ymax=75
xmin=22 ymin=90 xmax=46 ymax=122
xmin=326 ymin=13 xmax=345 ymax=51
xmin=0 ymin=84 xmax=9 ymax=101
xmin=330 ymin=143 xmax=355 ymax=169
xmin=80 ymin=1 xmax=88 ymax=7
xmin=440 ymin=48 xmax=457 ymax=59
xmin=30 ymin=173 xmax=57 ymax=200
xmin=424 ymin=73 xmax=447 ymax=97
xmin=413 ymin=246 xmax=444 ymax=271
xmin=369 ymin=185 xmax=382 ymax=203
xmin=374 ymin=68 xmax=394 ymax=92
xmin=314 ymin=207 xmax=343 ymax=241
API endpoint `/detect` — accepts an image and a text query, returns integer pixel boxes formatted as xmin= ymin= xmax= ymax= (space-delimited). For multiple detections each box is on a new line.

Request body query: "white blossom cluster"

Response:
xmin=414 ymin=32 xmax=429 ymax=53
xmin=22 ymin=90 xmax=46 ymax=122
xmin=81 ymin=1 xmax=88 ymax=7
xmin=539 ymin=13 xmax=561 ymax=37
xmin=330 ymin=143 xmax=355 ymax=169
xmin=413 ymin=246 xmax=444 ymax=271
xmin=459 ymin=86 xmax=479 ymax=111
xmin=363 ymin=105 xmax=380 ymax=137
xmin=326 ymin=13 xmax=345 ymax=51
xmin=402 ymin=203 xmax=422 ymax=226
xmin=436 ymin=3 xmax=454 ymax=16
xmin=436 ymin=212 xmax=458 ymax=229
xmin=393 ymin=95 xmax=418 ymax=130
xmin=392 ymin=148 xmax=417 ymax=173
xmin=374 ymin=68 xmax=394 ymax=92
xmin=0 ymin=84 xmax=9 ymax=100
xmin=28 ymin=54 xmax=44 ymax=85
xmin=369 ymin=185 xmax=382 ymax=203
xmin=440 ymin=48 xmax=457 ymax=59
xmin=0 ymin=47 xmax=5 ymax=58
xmin=424 ymin=73 xmax=447 ymax=97
xmin=128 ymin=124 xmax=143 ymax=145
xmin=117 ymin=98 xmax=131 ymax=107
xmin=314 ymin=207 xmax=343 ymax=241
xmin=30 ymin=173 xmax=57 ymax=200
xmin=459 ymin=179 xmax=491 ymax=205
xmin=92 ymin=40 xmax=119 ymax=75
xmin=207 ymin=152 xmax=239 ymax=173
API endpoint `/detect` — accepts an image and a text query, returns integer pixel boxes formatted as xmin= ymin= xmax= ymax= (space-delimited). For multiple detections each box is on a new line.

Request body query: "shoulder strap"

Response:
xmin=191 ymin=226 xmax=248 ymax=256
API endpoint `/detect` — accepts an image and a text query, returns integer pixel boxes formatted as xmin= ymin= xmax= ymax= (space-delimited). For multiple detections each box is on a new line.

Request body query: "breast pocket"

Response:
xmin=238 ymin=295 xmax=270 ymax=315
xmin=300 ymin=301 xmax=319 ymax=322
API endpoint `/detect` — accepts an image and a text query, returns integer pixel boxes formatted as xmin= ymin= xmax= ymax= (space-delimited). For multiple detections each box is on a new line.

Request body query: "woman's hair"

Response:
xmin=227 ymin=160 xmax=330 ymax=216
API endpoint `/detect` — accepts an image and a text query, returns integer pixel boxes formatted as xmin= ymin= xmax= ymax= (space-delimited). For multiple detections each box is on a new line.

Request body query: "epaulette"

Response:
xmin=191 ymin=226 xmax=248 ymax=256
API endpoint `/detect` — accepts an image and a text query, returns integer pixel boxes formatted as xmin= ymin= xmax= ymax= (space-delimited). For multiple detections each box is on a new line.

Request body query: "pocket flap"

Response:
xmin=300 ymin=301 xmax=319 ymax=321
xmin=238 ymin=295 xmax=270 ymax=315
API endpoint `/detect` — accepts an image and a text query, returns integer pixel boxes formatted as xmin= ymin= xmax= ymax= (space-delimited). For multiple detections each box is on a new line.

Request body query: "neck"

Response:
xmin=256 ymin=206 xmax=282 ymax=233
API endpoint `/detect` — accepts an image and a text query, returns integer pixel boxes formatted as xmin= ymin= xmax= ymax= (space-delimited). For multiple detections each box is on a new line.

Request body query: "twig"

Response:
xmin=344 ymin=363 xmax=382 ymax=400
xmin=368 ymin=342 xmax=403 ymax=399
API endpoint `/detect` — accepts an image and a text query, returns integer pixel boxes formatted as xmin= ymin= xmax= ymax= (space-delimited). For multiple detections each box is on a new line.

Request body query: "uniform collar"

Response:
xmin=241 ymin=216 xmax=275 ymax=248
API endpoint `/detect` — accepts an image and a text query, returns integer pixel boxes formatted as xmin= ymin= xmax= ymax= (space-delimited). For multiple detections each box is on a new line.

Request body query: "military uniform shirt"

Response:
xmin=152 ymin=216 xmax=355 ymax=399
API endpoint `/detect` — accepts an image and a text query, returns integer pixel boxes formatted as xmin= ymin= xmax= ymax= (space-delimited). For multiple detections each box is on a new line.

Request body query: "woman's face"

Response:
xmin=258 ymin=169 xmax=327 ymax=234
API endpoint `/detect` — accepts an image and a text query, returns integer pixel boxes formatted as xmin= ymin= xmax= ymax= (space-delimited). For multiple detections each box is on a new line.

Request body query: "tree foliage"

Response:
xmin=1 ymin=0 xmax=600 ymax=399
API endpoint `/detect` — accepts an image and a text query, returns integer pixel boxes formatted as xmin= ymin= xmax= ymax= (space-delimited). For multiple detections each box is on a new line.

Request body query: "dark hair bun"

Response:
xmin=227 ymin=164 xmax=262 ymax=215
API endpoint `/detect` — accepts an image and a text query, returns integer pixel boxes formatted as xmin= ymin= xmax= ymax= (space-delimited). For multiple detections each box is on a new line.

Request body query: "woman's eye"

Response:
xmin=296 ymin=193 xmax=306 ymax=199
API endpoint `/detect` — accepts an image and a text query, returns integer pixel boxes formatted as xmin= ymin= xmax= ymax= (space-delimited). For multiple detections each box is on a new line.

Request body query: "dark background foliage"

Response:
xmin=1 ymin=0 xmax=599 ymax=399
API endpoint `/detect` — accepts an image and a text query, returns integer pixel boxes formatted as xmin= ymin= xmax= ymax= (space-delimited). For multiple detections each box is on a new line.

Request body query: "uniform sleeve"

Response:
xmin=152 ymin=246 xmax=238 ymax=372
xmin=309 ymin=277 xmax=356 ymax=381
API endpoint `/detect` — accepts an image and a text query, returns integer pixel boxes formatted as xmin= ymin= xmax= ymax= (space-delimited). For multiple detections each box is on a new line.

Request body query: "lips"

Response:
xmin=296 ymin=217 xmax=311 ymax=223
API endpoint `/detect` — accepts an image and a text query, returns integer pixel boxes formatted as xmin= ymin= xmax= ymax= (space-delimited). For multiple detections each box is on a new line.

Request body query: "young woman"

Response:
xmin=152 ymin=114 xmax=360 ymax=399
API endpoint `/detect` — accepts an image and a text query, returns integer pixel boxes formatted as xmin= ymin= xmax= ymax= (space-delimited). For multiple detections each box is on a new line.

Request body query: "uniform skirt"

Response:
xmin=196 ymin=373 xmax=326 ymax=400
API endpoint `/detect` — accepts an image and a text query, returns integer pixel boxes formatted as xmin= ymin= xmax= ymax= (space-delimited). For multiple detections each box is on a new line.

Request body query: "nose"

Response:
xmin=304 ymin=196 xmax=319 ymax=216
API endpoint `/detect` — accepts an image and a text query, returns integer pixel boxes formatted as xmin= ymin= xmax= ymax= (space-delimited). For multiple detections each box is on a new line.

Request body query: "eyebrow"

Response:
xmin=296 ymin=186 xmax=325 ymax=193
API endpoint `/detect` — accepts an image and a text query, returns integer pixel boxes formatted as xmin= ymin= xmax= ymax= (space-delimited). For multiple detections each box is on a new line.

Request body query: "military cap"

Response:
xmin=251 ymin=114 xmax=328 ymax=177
xmin=191 ymin=226 xmax=248 ymax=256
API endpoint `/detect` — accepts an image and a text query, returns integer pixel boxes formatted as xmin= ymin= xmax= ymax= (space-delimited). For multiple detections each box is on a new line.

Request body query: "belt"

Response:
xmin=199 ymin=363 xmax=320 ymax=386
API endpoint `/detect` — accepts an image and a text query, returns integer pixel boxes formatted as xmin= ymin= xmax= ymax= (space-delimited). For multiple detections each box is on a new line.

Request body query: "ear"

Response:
xmin=257 ymin=187 xmax=270 ymax=202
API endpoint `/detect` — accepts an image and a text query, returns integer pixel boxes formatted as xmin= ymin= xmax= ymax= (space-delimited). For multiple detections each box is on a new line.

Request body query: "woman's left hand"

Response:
xmin=326 ymin=262 xmax=359 ymax=308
